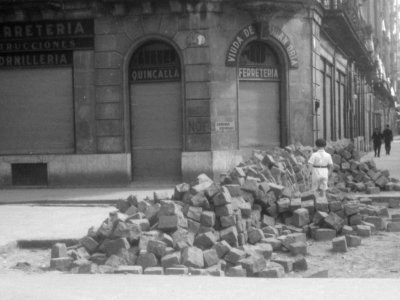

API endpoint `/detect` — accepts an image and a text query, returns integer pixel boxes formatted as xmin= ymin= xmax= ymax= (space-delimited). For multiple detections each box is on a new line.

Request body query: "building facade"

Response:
xmin=0 ymin=0 xmax=397 ymax=186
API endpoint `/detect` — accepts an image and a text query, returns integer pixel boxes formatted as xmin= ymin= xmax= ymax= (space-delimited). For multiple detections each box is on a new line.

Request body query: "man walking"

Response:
xmin=372 ymin=127 xmax=383 ymax=157
xmin=382 ymin=124 xmax=393 ymax=155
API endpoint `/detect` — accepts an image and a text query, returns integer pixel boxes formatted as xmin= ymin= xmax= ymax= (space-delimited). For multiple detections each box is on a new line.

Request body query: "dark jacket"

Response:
xmin=372 ymin=131 xmax=383 ymax=145
xmin=382 ymin=128 xmax=393 ymax=143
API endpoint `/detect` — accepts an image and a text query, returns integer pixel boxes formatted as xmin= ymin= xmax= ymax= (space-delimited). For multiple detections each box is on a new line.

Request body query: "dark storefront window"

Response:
xmin=336 ymin=71 xmax=346 ymax=140
xmin=321 ymin=58 xmax=333 ymax=140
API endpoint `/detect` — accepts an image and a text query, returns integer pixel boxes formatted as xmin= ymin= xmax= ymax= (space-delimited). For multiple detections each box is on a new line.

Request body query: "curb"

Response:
xmin=17 ymin=239 xmax=79 ymax=249
xmin=0 ymin=199 xmax=117 ymax=206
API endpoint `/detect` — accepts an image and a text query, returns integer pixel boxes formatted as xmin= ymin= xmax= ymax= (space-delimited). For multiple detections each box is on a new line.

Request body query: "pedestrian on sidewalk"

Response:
xmin=308 ymin=138 xmax=333 ymax=198
xmin=382 ymin=124 xmax=393 ymax=155
xmin=371 ymin=127 xmax=383 ymax=157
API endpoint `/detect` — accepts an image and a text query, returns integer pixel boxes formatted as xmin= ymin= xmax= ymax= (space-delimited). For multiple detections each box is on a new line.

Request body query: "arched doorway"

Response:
xmin=129 ymin=41 xmax=182 ymax=181
xmin=238 ymin=41 xmax=281 ymax=155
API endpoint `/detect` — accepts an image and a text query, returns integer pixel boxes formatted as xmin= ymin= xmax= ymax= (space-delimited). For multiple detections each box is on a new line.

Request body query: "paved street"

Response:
xmin=0 ymin=137 xmax=400 ymax=247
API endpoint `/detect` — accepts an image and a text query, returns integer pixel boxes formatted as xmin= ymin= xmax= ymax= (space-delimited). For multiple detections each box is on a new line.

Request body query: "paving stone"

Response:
xmin=292 ymin=208 xmax=310 ymax=227
xmin=105 ymin=255 xmax=127 ymax=269
xmin=189 ymin=192 xmax=210 ymax=209
xmin=114 ymin=265 xmax=143 ymax=274
xmin=101 ymin=238 xmax=130 ymax=256
xmin=220 ymin=226 xmax=238 ymax=247
xmin=277 ymin=198 xmax=291 ymax=213
xmin=220 ymin=215 xmax=237 ymax=228
xmin=224 ymin=184 xmax=242 ymax=197
xmin=315 ymin=197 xmax=329 ymax=212
xmin=213 ymin=240 xmax=232 ymax=258
xmin=181 ymin=247 xmax=204 ymax=268
xmin=261 ymin=215 xmax=275 ymax=227
xmin=290 ymin=198 xmax=302 ymax=212
xmin=341 ymin=225 xmax=354 ymax=235
xmin=50 ymin=257 xmax=73 ymax=271
xmin=186 ymin=206 xmax=203 ymax=222
xmin=388 ymin=198 xmax=400 ymax=208
xmin=261 ymin=237 xmax=282 ymax=251
xmin=271 ymin=257 xmax=293 ymax=273
xmin=387 ymin=222 xmax=400 ymax=232
xmin=136 ymin=252 xmax=158 ymax=269
xmin=293 ymin=256 xmax=308 ymax=271
xmin=213 ymin=187 xmax=232 ymax=206
xmin=200 ymin=211 xmax=216 ymax=227
xmin=289 ymin=241 xmax=307 ymax=256
xmin=305 ymin=269 xmax=329 ymax=278
xmin=348 ymin=214 xmax=362 ymax=226
xmin=364 ymin=216 xmax=386 ymax=231
xmin=159 ymin=200 xmax=181 ymax=216
xmin=147 ymin=240 xmax=167 ymax=258
xmin=313 ymin=211 xmax=329 ymax=226
xmin=345 ymin=235 xmax=362 ymax=247
xmin=301 ymin=200 xmax=316 ymax=216
xmin=161 ymin=251 xmax=181 ymax=269
xmin=332 ymin=236 xmax=347 ymax=252
xmin=51 ymin=243 xmax=68 ymax=259
xmin=247 ymin=228 xmax=264 ymax=244
xmin=281 ymin=233 xmax=307 ymax=249
xmin=257 ymin=262 xmax=285 ymax=278
xmin=144 ymin=266 xmax=164 ymax=275
xmin=79 ymin=236 xmax=99 ymax=254
xmin=323 ymin=212 xmax=345 ymax=233
xmin=215 ymin=204 xmax=234 ymax=217
xmin=226 ymin=265 xmax=247 ymax=277
xmin=378 ymin=207 xmax=390 ymax=217
xmin=165 ymin=267 xmax=189 ymax=275
xmin=355 ymin=225 xmax=371 ymax=237
xmin=239 ymin=255 xmax=266 ymax=277
xmin=158 ymin=215 xmax=180 ymax=231
xmin=224 ymin=248 xmax=246 ymax=264
xmin=203 ymin=248 xmax=219 ymax=267
xmin=90 ymin=253 xmax=107 ymax=265
xmin=194 ymin=231 xmax=218 ymax=250
xmin=344 ymin=202 xmax=360 ymax=216
xmin=314 ymin=228 xmax=336 ymax=241
xmin=187 ymin=219 xmax=200 ymax=234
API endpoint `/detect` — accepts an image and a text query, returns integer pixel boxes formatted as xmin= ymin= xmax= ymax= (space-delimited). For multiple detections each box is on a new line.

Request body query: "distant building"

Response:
xmin=0 ymin=0 xmax=397 ymax=186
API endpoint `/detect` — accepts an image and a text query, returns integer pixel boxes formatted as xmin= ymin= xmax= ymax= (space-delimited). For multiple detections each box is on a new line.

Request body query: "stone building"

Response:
xmin=0 ymin=0 xmax=397 ymax=186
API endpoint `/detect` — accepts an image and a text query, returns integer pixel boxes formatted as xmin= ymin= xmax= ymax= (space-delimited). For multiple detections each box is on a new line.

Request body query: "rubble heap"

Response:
xmin=49 ymin=142 xmax=400 ymax=277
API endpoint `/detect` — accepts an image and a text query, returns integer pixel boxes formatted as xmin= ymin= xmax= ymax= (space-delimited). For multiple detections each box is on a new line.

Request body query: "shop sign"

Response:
xmin=0 ymin=19 xmax=94 ymax=52
xmin=0 ymin=51 xmax=72 ymax=68
xmin=131 ymin=66 xmax=180 ymax=83
xmin=238 ymin=67 xmax=279 ymax=81
xmin=225 ymin=24 xmax=257 ymax=67
xmin=261 ymin=24 xmax=299 ymax=69
xmin=187 ymin=117 xmax=210 ymax=134
xmin=225 ymin=23 xmax=299 ymax=69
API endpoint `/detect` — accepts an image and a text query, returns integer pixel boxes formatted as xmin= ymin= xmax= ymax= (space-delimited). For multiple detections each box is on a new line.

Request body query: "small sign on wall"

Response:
xmin=215 ymin=120 xmax=235 ymax=132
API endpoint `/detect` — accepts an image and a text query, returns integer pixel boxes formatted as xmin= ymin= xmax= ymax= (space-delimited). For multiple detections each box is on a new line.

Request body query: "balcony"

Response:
xmin=321 ymin=0 xmax=374 ymax=70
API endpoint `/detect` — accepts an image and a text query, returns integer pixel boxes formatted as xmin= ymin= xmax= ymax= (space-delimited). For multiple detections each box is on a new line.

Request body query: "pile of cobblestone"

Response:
xmin=49 ymin=142 xmax=400 ymax=277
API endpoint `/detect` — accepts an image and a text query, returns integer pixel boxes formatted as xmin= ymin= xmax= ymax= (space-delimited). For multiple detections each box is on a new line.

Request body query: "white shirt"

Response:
xmin=308 ymin=149 xmax=333 ymax=181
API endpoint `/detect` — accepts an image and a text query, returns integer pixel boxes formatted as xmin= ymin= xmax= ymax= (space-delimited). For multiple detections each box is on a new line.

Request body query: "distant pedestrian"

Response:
xmin=308 ymin=138 xmax=333 ymax=198
xmin=382 ymin=124 xmax=393 ymax=155
xmin=371 ymin=127 xmax=383 ymax=157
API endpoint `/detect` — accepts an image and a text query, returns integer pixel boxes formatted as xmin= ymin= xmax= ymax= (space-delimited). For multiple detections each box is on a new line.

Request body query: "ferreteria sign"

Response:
xmin=131 ymin=66 xmax=181 ymax=83
xmin=238 ymin=67 xmax=279 ymax=81
xmin=225 ymin=23 xmax=299 ymax=69
xmin=0 ymin=19 xmax=94 ymax=67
